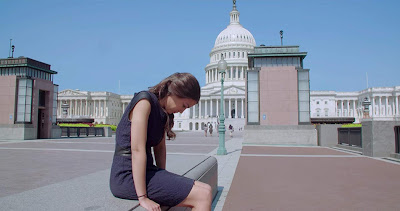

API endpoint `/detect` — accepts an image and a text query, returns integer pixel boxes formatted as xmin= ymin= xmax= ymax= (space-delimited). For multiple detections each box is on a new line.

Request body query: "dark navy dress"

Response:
xmin=110 ymin=91 xmax=194 ymax=207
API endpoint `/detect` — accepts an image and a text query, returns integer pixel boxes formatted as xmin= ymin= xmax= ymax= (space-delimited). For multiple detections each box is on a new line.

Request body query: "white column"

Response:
xmin=93 ymin=100 xmax=96 ymax=117
xmin=392 ymin=96 xmax=395 ymax=116
xmin=241 ymin=66 xmax=244 ymax=79
xmin=371 ymin=97 xmax=375 ymax=117
xmin=235 ymin=66 xmax=238 ymax=80
xmin=385 ymin=96 xmax=389 ymax=116
xmin=241 ymin=98 xmax=244 ymax=118
xmin=379 ymin=97 xmax=382 ymax=117
xmin=235 ymin=98 xmax=238 ymax=118
xmin=341 ymin=100 xmax=344 ymax=117
xmin=353 ymin=100 xmax=356 ymax=118
xmin=104 ymin=100 xmax=107 ymax=117
xmin=396 ymin=95 xmax=399 ymax=115
xmin=230 ymin=66 xmax=233 ymax=80
xmin=348 ymin=100 xmax=350 ymax=116
xmin=228 ymin=98 xmax=232 ymax=118
xmin=216 ymin=99 xmax=219 ymax=116
xmin=80 ymin=99 xmax=82 ymax=116
xmin=123 ymin=103 xmax=126 ymax=113
xmin=335 ymin=100 xmax=337 ymax=117
xmin=85 ymin=100 xmax=88 ymax=116
xmin=205 ymin=100 xmax=208 ymax=118
xmin=210 ymin=99 xmax=213 ymax=118
xmin=199 ymin=100 xmax=202 ymax=118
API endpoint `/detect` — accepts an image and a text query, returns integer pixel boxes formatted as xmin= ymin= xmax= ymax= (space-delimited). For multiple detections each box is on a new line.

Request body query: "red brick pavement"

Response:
xmin=223 ymin=146 xmax=400 ymax=211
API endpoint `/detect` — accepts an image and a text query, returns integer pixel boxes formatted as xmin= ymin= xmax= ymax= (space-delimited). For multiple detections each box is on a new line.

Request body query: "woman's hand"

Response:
xmin=139 ymin=197 xmax=161 ymax=211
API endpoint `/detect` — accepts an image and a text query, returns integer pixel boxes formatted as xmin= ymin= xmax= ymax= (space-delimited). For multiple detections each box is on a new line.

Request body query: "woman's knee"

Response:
xmin=194 ymin=181 xmax=212 ymax=201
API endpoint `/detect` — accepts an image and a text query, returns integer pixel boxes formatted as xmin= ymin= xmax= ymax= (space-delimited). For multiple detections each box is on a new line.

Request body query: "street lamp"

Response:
xmin=217 ymin=55 xmax=227 ymax=155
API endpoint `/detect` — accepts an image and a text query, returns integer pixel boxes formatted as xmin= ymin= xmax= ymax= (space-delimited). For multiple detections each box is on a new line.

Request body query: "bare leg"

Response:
xmin=176 ymin=181 xmax=212 ymax=211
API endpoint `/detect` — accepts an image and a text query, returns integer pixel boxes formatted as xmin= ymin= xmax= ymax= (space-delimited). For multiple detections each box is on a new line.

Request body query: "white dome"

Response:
xmin=214 ymin=24 xmax=256 ymax=48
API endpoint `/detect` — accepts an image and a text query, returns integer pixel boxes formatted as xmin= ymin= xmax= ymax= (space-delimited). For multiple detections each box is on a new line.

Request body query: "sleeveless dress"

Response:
xmin=110 ymin=91 xmax=194 ymax=207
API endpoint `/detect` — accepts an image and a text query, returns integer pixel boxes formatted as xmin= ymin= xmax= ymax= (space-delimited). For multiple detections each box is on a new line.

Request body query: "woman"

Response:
xmin=110 ymin=73 xmax=212 ymax=211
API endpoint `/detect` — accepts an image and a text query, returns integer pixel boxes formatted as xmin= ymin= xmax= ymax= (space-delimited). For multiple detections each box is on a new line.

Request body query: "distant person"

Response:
xmin=209 ymin=124 xmax=213 ymax=136
xmin=204 ymin=123 xmax=208 ymax=137
xmin=229 ymin=124 xmax=234 ymax=138
xmin=110 ymin=73 xmax=212 ymax=211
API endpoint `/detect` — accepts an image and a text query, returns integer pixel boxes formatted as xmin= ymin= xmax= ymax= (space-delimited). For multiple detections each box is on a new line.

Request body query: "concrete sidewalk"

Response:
xmin=223 ymin=145 xmax=400 ymax=211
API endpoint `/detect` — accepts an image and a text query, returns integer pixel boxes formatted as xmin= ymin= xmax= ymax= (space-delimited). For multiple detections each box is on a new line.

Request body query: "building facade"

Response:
xmin=310 ymin=86 xmax=400 ymax=123
xmin=0 ymin=57 xmax=59 ymax=139
xmin=247 ymin=45 xmax=310 ymax=125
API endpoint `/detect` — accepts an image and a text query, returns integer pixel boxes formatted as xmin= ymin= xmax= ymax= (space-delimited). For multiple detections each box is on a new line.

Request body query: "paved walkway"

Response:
xmin=2 ymin=131 xmax=400 ymax=210
xmin=223 ymin=145 xmax=400 ymax=211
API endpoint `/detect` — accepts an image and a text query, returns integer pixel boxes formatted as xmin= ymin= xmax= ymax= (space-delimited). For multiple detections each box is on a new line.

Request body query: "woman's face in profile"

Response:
xmin=164 ymin=95 xmax=197 ymax=114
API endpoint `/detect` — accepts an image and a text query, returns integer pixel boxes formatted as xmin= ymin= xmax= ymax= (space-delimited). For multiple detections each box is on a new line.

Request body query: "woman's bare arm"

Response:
xmin=153 ymin=135 xmax=166 ymax=169
xmin=130 ymin=99 xmax=160 ymax=211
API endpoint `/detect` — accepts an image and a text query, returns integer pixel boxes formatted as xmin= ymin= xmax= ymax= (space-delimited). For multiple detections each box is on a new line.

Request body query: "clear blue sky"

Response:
xmin=1 ymin=0 xmax=399 ymax=94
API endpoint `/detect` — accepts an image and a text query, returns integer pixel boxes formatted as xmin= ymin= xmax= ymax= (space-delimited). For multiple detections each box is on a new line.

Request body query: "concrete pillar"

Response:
xmin=353 ymin=100 xmax=356 ymax=118
xmin=396 ymin=95 xmax=399 ymax=115
xmin=379 ymin=97 xmax=382 ymax=117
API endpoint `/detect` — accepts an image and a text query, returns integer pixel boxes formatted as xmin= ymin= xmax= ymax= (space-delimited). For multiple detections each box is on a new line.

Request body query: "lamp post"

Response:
xmin=217 ymin=56 xmax=227 ymax=155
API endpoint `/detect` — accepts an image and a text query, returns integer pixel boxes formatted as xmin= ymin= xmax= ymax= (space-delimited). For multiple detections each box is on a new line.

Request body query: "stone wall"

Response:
xmin=362 ymin=120 xmax=400 ymax=157
xmin=316 ymin=124 xmax=342 ymax=147
xmin=244 ymin=125 xmax=317 ymax=146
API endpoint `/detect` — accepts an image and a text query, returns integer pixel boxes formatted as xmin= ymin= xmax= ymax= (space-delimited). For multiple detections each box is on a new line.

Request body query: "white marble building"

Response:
xmin=57 ymin=89 xmax=129 ymax=126
xmin=173 ymin=1 xmax=254 ymax=131
xmin=311 ymin=86 xmax=400 ymax=123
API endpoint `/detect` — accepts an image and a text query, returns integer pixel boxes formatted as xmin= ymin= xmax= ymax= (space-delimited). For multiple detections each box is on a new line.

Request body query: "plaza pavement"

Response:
xmin=1 ymin=130 xmax=400 ymax=210
xmin=0 ymin=131 xmax=241 ymax=211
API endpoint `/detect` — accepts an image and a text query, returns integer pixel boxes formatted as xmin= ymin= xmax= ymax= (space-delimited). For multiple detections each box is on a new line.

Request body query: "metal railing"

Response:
xmin=338 ymin=127 xmax=362 ymax=147
xmin=395 ymin=126 xmax=400 ymax=154
xmin=61 ymin=127 xmax=105 ymax=137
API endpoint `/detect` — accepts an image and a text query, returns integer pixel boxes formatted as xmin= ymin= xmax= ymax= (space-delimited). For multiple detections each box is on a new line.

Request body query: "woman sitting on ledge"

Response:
xmin=110 ymin=73 xmax=212 ymax=211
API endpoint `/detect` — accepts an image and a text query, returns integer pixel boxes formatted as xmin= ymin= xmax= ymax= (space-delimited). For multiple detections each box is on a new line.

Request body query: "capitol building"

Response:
xmin=57 ymin=2 xmax=400 ymax=128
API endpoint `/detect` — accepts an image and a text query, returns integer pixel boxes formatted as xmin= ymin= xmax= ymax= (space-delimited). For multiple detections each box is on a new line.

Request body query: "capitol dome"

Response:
xmin=214 ymin=21 xmax=256 ymax=48
xmin=213 ymin=3 xmax=256 ymax=49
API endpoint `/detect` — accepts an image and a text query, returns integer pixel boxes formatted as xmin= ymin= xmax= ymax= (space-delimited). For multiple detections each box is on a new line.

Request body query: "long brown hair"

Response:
xmin=149 ymin=72 xmax=200 ymax=139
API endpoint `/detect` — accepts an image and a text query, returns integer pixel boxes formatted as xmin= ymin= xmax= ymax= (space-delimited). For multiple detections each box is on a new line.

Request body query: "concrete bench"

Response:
xmin=0 ymin=155 xmax=218 ymax=211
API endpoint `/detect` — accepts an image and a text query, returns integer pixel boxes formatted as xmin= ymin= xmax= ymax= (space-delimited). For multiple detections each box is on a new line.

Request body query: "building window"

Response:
xmin=325 ymin=101 xmax=328 ymax=104
xmin=316 ymin=101 xmax=319 ymax=105
xmin=298 ymin=69 xmax=310 ymax=123
xmin=16 ymin=77 xmax=33 ymax=123
xmin=247 ymin=69 xmax=259 ymax=124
